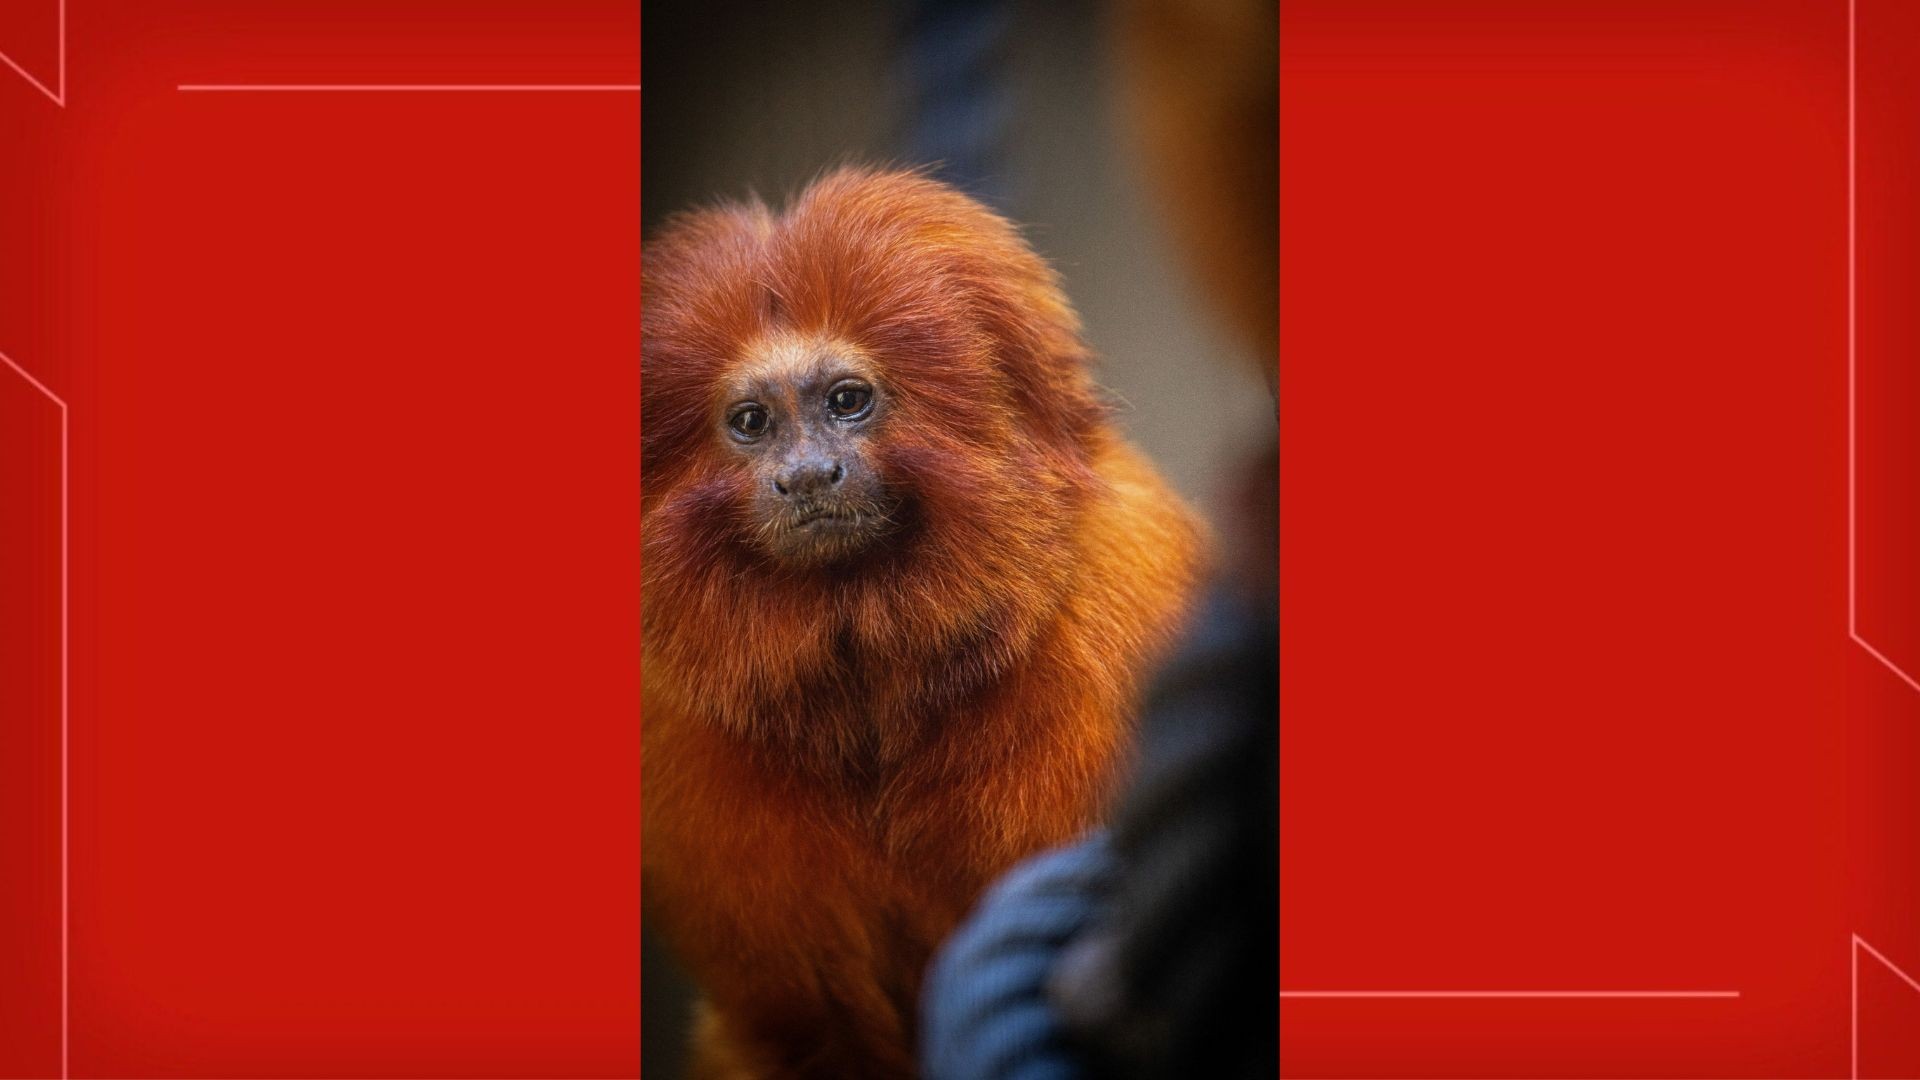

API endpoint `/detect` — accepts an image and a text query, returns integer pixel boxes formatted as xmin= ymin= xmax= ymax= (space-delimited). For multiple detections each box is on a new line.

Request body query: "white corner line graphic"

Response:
xmin=176 ymin=83 xmax=639 ymax=93
xmin=1846 ymin=0 xmax=1920 ymax=697
xmin=1852 ymin=632 xmax=1920 ymax=695
xmin=0 ymin=348 xmax=68 ymax=1080
xmin=0 ymin=0 xmax=66 ymax=106
xmin=1852 ymin=934 xmax=1920 ymax=1080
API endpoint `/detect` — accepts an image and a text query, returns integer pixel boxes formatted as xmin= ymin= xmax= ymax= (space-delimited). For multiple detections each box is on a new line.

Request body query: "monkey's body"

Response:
xmin=642 ymin=170 xmax=1203 ymax=1079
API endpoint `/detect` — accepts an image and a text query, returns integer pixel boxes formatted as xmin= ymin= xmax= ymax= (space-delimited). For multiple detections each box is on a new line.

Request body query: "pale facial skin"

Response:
xmin=721 ymin=338 xmax=895 ymax=565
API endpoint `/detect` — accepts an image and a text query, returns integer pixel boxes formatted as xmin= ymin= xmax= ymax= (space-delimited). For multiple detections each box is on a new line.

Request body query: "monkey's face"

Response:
xmin=644 ymin=170 xmax=1111 ymax=597
xmin=720 ymin=337 xmax=895 ymax=566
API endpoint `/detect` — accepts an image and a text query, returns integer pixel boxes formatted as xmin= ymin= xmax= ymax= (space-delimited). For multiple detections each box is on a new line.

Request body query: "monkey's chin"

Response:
xmin=764 ymin=515 xmax=882 ymax=567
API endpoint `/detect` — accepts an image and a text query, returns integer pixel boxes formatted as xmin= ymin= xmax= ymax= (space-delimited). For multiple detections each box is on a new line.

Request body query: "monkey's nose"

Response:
xmin=773 ymin=460 xmax=844 ymax=497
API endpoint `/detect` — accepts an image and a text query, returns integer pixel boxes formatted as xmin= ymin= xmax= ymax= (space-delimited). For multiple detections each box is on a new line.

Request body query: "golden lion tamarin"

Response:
xmin=641 ymin=169 xmax=1204 ymax=1079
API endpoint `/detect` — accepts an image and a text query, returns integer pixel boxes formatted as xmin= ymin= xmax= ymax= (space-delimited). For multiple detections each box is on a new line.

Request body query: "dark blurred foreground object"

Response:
xmin=920 ymin=585 xmax=1277 ymax=1080
xmin=921 ymin=835 xmax=1118 ymax=1080
xmin=1049 ymin=584 xmax=1277 ymax=1079
xmin=921 ymin=0 xmax=1277 ymax=1074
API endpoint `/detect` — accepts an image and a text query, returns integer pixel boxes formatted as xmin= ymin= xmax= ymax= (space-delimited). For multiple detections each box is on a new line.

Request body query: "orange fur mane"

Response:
xmin=642 ymin=169 xmax=1203 ymax=1078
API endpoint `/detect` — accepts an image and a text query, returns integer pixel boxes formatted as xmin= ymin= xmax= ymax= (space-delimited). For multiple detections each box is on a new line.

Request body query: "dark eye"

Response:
xmin=729 ymin=405 xmax=769 ymax=439
xmin=826 ymin=383 xmax=873 ymax=420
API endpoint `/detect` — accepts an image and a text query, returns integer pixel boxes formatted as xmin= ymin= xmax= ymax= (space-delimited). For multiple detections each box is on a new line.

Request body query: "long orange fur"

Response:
xmin=642 ymin=169 xmax=1203 ymax=1079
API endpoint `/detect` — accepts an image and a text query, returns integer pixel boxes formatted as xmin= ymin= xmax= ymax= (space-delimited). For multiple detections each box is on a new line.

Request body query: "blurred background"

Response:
xmin=643 ymin=2 xmax=1274 ymax=1074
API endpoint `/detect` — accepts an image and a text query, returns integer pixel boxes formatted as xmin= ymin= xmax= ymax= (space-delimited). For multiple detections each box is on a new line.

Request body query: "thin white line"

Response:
xmin=0 ymin=349 xmax=68 ymax=1079
xmin=0 ymin=350 xmax=65 ymax=407
xmin=1278 ymin=990 xmax=1740 ymax=999
xmin=1853 ymin=631 xmax=1920 ymax=694
xmin=176 ymin=83 xmax=640 ymax=93
xmin=0 ymin=0 xmax=65 ymax=106
xmin=1856 ymin=935 xmax=1920 ymax=997
xmin=59 ymin=401 xmax=67 ymax=1080
xmin=1852 ymin=931 xmax=1861 ymax=1080
xmin=1854 ymin=934 xmax=1920 ymax=1080
xmin=1848 ymin=0 xmax=1857 ymax=638
xmin=0 ymin=48 xmax=61 ymax=104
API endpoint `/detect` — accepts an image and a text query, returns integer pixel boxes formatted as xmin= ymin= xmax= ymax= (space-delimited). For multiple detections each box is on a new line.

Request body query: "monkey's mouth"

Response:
xmin=762 ymin=504 xmax=889 ymax=564
xmin=793 ymin=510 xmax=860 ymax=530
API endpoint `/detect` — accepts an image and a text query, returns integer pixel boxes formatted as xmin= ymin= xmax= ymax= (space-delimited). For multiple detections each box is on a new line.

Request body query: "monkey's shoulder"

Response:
xmin=1061 ymin=436 xmax=1210 ymax=668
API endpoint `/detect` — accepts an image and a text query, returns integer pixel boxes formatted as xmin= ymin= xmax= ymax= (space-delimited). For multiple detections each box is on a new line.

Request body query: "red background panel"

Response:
xmin=1 ymin=1 xmax=639 ymax=1076
xmin=1282 ymin=0 xmax=1920 ymax=1076
xmin=7 ymin=0 xmax=1920 ymax=1076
